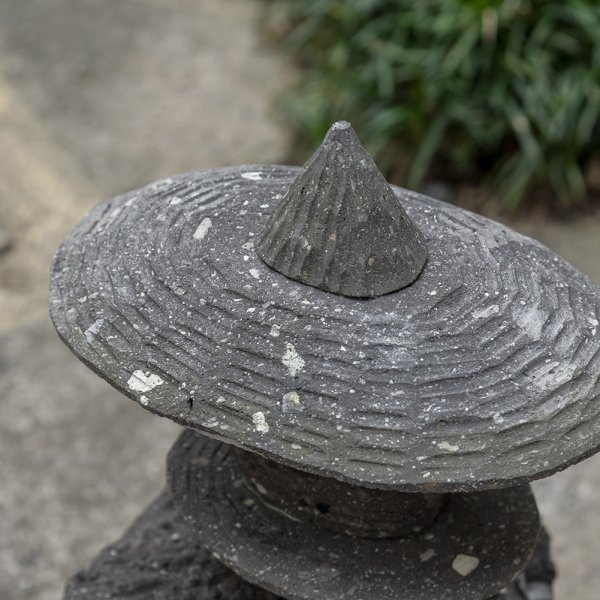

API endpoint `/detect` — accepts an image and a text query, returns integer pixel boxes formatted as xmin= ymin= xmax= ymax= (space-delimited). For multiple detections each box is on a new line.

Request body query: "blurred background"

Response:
xmin=0 ymin=1 xmax=598 ymax=599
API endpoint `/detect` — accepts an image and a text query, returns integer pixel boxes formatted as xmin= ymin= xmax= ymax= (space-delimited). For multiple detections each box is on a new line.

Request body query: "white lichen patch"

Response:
xmin=452 ymin=554 xmax=480 ymax=577
xmin=241 ymin=171 xmax=263 ymax=181
xmin=140 ymin=395 xmax=149 ymax=406
xmin=472 ymin=305 xmax=500 ymax=320
xmin=529 ymin=360 xmax=578 ymax=392
xmin=84 ymin=318 xmax=104 ymax=343
xmin=515 ymin=302 xmax=545 ymax=341
xmin=169 ymin=196 xmax=183 ymax=205
xmin=249 ymin=268 xmax=261 ymax=279
xmin=282 ymin=343 xmax=305 ymax=377
xmin=437 ymin=441 xmax=460 ymax=452
xmin=193 ymin=218 xmax=213 ymax=240
xmin=127 ymin=370 xmax=165 ymax=393
xmin=420 ymin=549 xmax=435 ymax=562
xmin=282 ymin=391 xmax=301 ymax=412
xmin=269 ymin=324 xmax=281 ymax=338
xmin=252 ymin=411 xmax=269 ymax=434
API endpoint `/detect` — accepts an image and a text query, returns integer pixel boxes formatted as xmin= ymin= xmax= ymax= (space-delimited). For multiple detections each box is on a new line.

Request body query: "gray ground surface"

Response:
xmin=0 ymin=1 xmax=598 ymax=599
xmin=0 ymin=0 xmax=288 ymax=332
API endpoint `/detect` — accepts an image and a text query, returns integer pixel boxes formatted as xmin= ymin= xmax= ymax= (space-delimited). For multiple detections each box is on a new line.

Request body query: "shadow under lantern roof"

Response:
xmin=50 ymin=121 xmax=600 ymax=493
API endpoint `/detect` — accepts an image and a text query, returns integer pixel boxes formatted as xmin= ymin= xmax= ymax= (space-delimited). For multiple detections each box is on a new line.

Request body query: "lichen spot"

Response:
xmin=282 ymin=343 xmax=305 ymax=377
xmin=193 ymin=218 xmax=212 ymax=240
xmin=437 ymin=441 xmax=459 ymax=452
xmin=127 ymin=370 xmax=164 ymax=393
xmin=241 ymin=171 xmax=262 ymax=181
xmin=472 ymin=304 xmax=500 ymax=320
xmin=452 ymin=554 xmax=480 ymax=577
xmin=252 ymin=411 xmax=269 ymax=434
xmin=84 ymin=318 xmax=104 ymax=343
xmin=282 ymin=391 xmax=301 ymax=412
xmin=420 ymin=549 xmax=435 ymax=562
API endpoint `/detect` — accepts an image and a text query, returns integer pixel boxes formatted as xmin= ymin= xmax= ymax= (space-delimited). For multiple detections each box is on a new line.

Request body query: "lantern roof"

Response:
xmin=50 ymin=123 xmax=600 ymax=492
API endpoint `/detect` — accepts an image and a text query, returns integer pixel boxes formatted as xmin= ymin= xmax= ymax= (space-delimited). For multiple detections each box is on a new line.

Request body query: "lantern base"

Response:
xmin=168 ymin=430 xmax=541 ymax=600
xmin=63 ymin=492 xmax=555 ymax=600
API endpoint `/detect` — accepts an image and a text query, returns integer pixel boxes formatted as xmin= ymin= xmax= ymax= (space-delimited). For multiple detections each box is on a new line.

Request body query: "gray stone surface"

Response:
xmin=63 ymin=491 xmax=554 ymax=600
xmin=0 ymin=0 xmax=600 ymax=598
xmin=50 ymin=163 xmax=600 ymax=493
xmin=258 ymin=121 xmax=428 ymax=297
xmin=168 ymin=430 xmax=539 ymax=600
xmin=64 ymin=492 xmax=279 ymax=600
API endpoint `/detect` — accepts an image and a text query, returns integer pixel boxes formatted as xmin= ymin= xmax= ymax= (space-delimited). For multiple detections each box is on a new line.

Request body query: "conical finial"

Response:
xmin=257 ymin=121 xmax=428 ymax=298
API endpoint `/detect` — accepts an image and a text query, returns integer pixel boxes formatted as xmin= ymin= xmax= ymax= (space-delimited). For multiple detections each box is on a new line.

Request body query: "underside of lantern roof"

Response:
xmin=50 ymin=127 xmax=600 ymax=493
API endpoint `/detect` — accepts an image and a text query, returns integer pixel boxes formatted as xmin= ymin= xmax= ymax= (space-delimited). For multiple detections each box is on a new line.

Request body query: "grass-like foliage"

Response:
xmin=264 ymin=0 xmax=600 ymax=210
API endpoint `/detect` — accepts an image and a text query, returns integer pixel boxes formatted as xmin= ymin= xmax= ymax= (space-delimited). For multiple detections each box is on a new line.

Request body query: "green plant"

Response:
xmin=263 ymin=0 xmax=600 ymax=210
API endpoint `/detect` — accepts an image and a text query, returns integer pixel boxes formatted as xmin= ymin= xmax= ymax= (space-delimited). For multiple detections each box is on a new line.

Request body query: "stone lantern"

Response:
xmin=51 ymin=122 xmax=600 ymax=599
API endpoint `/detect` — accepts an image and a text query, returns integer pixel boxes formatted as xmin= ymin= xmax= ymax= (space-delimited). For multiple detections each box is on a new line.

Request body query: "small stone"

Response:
xmin=437 ymin=441 xmax=459 ymax=452
xmin=252 ymin=411 xmax=269 ymax=434
xmin=127 ymin=370 xmax=164 ymax=393
xmin=84 ymin=318 xmax=104 ymax=343
xmin=452 ymin=554 xmax=480 ymax=576
xmin=193 ymin=218 xmax=212 ymax=240
xmin=241 ymin=171 xmax=262 ymax=181
xmin=420 ymin=549 xmax=435 ymax=562
xmin=282 ymin=391 xmax=301 ymax=412
xmin=282 ymin=343 xmax=305 ymax=377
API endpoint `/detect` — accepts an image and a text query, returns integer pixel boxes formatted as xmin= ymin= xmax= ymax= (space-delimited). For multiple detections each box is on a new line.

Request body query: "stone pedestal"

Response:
xmin=63 ymin=492 xmax=555 ymax=600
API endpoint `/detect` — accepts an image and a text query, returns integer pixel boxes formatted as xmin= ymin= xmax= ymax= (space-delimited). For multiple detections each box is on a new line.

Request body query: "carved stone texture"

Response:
xmin=63 ymin=491 xmax=554 ymax=600
xmin=257 ymin=121 xmax=428 ymax=297
xmin=167 ymin=430 xmax=540 ymax=600
xmin=50 ymin=164 xmax=600 ymax=492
